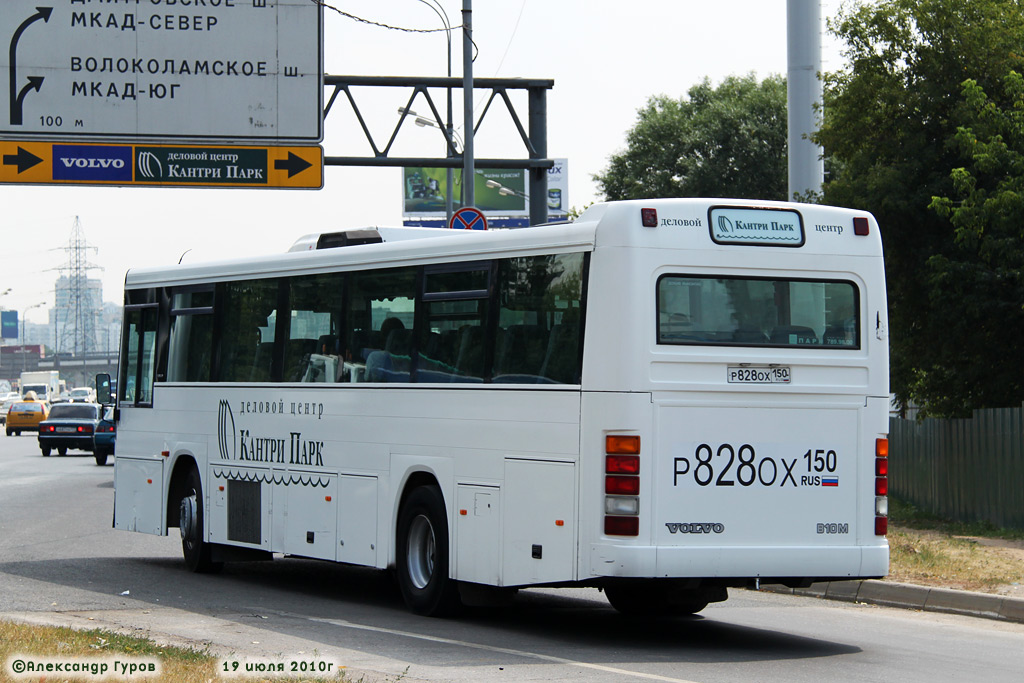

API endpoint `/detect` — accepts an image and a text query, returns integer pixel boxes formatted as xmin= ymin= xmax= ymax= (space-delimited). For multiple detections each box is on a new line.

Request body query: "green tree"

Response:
xmin=595 ymin=74 xmax=787 ymax=201
xmin=927 ymin=74 xmax=1024 ymax=414
xmin=817 ymin=0 xmax=1024 ymax=416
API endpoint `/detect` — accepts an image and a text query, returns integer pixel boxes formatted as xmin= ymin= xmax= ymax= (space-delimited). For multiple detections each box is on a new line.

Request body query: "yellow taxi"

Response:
xmin=6 ymin=398 xmax=49 ymax=436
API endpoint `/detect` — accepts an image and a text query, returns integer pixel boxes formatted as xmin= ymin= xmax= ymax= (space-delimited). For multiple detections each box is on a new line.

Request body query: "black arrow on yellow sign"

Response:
xmin=2 ymin=146 xmax=43 ymax=173
xmin=274 ymin=151 xmax=312 ymax=178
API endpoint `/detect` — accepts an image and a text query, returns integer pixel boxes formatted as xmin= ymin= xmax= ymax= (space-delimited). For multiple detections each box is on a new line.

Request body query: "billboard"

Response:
xmin=0 ymin=1 xmax=322 ymax=143
xmin=402 ymin=159 xmax=568 ymax=218
xmin=1 ymin=310 xmax=18 ymax=339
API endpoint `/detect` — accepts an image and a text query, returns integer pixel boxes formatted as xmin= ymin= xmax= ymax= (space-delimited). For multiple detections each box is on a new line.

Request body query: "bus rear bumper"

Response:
xmin=589 ymin=543 xmax=889 ymax=581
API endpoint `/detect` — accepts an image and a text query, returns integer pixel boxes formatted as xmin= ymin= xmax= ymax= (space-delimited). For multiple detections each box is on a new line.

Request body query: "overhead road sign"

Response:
xmin=0 ymin=1 xmax=322 ymax=143
xmin=0 ymin=141 xmax=323 ymax=189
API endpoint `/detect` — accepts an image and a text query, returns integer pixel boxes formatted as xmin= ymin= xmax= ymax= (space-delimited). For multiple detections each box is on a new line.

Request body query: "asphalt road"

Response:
xmin=2 ymin=434 xmax=1023 ymax=683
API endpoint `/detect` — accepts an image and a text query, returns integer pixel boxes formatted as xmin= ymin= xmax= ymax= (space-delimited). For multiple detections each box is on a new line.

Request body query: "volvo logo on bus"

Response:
xmin=665 ymin=522 xmax=725 ymax=534
xmin=52 ymin=144 xmax=132 ymax=182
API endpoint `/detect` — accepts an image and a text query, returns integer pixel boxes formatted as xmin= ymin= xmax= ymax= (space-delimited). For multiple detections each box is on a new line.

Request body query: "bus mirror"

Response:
xmin=96 ymin=373 xmax=112 ymax=405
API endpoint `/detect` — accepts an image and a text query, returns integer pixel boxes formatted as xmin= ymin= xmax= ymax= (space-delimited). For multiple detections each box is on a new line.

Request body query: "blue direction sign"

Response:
xmin=449 ymin=206 xmax=488 ymax=231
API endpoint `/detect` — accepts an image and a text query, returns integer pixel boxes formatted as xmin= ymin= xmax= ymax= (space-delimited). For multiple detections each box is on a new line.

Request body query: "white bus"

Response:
xmin=110 ymin=198 xmax=889 ymax=616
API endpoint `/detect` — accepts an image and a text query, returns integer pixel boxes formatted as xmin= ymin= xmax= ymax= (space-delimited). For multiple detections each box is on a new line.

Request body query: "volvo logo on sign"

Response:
xmin=52 ymin=144 xmax=132 ymax=182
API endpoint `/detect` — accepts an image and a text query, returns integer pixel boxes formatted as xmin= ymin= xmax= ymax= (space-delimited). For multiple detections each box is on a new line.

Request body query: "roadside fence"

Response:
xmin=889 ymin=406 xmax=1024 ymax=531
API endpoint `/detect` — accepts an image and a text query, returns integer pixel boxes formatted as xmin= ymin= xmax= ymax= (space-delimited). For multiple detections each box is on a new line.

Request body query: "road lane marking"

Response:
xmin=285 ymin=612 xmax=703 ymax=683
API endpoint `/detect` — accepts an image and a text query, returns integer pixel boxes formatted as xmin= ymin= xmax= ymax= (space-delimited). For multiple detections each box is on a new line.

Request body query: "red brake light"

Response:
xmin=875 ymin=477 xmax=888 ymax=496
xmin=875 ymin=517 xmax=888 ymax=535
xmin=604 ymin=516 xmax=639 ymax=536
xmin=605 ymin=475 xmax=640 ymax=495
xmin=875 ymin=458 xmax=888 ymax=476
xmin=606 ymin=454 xmax=639 ymax=474
xmin=641 ymin=208 xmax=658 ymax=228
xmin=854 ymin=217 xmax=870 ymax=235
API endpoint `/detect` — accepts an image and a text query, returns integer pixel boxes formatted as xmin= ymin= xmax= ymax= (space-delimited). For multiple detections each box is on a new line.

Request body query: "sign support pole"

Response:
xmin=462 ymin=0 xmax=474 ymax=208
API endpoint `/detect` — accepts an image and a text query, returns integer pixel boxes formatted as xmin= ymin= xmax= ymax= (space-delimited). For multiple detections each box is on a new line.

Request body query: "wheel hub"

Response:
xmin=406 ymin=514 xmax=436 ymax=589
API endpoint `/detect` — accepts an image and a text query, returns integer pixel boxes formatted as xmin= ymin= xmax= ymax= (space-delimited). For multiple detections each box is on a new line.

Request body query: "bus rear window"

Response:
xmin=657 ymin=275 xmax=859 ymax=349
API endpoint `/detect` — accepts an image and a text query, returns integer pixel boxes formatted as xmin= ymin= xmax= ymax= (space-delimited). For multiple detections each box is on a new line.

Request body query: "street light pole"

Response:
xmin=416 ymin=0 xmax=456 ymax=222
xmin=21 ymin=302 xmax=46 ymax=372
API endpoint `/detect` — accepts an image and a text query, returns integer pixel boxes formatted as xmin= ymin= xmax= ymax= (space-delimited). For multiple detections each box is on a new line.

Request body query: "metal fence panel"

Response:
xmin=890 ymin=405 xmax=1024 ymax=530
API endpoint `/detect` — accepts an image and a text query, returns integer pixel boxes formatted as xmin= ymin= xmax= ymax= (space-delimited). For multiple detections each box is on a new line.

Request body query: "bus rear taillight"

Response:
xmin=875 ymin=437 xmax=888 ymax=536
xmin=604 ymin=434 xmax=640 ymax=536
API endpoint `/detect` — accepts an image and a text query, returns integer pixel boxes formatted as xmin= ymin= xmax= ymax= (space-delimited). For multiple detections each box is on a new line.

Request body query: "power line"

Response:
xmin=312 ymin=0 xmax=463 ymax=34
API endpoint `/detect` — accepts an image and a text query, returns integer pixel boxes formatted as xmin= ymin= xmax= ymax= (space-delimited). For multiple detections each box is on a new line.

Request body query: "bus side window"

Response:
xmin=216 ymin=279 xmax=281 ymax=382
xmin=286 ymin=272 xmax=344 ymax=383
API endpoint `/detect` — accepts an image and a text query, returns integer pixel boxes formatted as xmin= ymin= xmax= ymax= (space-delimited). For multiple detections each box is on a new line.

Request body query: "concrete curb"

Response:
xmin=761 ymin=580 xmax=1024 ymax=624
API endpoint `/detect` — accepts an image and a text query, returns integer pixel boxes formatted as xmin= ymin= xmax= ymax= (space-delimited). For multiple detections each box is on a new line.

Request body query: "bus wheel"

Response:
xmin=604 ymin=584 xmax=713 ymax=616
xmin=180 ymin=467 xmax=223 ymax=574
xmin=396 ymin=486 xmax=461 ymax=617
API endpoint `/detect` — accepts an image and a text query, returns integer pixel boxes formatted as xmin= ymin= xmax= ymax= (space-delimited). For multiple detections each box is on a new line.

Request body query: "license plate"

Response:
xmin=56 ymin=426 xmax=76 ymax=433
xmin=727 ymin=366 xmax=791 ymax=384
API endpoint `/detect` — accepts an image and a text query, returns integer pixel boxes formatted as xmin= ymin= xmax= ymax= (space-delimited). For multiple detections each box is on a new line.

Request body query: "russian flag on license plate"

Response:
xmin=821 ymin=477 xmax=839 ymax=487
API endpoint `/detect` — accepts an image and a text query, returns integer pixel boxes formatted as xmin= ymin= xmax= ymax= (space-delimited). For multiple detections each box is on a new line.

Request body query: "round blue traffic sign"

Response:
xmin=449 ymin=206 xmax=488 ymax=231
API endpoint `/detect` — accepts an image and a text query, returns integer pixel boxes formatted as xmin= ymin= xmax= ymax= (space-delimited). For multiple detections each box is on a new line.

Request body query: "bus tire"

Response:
xmin=396 ymin=486 xmax=461 ymax=617
xmin=180 ymin=467 xmax=223 ymax=574
xmin=604 ymin=584 xmax=712 ymax=616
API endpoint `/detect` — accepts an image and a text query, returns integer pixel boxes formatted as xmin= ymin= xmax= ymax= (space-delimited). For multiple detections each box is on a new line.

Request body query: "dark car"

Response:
xmin=93 ymin=406 xmax=116 ymax=466
xmin=37 ymin=402 xmax=101 ymax=457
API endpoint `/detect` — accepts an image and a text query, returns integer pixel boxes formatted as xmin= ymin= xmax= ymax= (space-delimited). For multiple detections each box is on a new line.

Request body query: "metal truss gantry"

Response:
xmin=323 ymin=75 xmax=554 ymax=226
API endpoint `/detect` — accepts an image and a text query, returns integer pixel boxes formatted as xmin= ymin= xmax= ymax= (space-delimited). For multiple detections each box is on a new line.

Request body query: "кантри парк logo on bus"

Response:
xmin=217 ymin=399 xmax=325 ymax=467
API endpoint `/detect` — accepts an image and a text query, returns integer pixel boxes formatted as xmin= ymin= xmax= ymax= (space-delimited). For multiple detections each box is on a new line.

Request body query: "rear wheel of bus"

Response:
xmin=396 ymin=486 xmax=461 ymax=616
xmin=180 ymin=466 xmax=223 ymax=574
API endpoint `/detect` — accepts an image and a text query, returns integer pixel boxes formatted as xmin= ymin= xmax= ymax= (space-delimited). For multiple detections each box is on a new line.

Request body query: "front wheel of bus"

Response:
xmin=396 ymin=486 xmax=461 ymax=617
xmin=180 ymin=467 xmax=223 ymax=574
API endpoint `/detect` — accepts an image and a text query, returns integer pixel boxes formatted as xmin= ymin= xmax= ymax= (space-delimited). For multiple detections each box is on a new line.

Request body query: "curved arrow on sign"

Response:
xmin=8 ymin=6 xmax=53 ymax=125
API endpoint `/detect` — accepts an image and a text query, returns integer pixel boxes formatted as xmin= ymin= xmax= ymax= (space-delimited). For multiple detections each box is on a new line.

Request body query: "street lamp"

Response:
xmin=0 ymin=289 xmax=9 ymax=380
xmin=485 ymin=178 xmax=529 ymax=200
xmin=21 ymin=302 xmax=46 ymax=372
xmin=398 ymin=107 xmax=463 ymax=148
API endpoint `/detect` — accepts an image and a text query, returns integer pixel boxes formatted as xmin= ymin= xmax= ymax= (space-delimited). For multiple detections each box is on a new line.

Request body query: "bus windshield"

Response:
xmin=657 ymin=275 xmax=859 ymax=348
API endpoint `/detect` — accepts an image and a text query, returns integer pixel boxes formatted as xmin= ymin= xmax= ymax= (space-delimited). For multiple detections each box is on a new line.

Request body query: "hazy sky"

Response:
xmin=1 ymin=0 xmax=846 ymax=322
